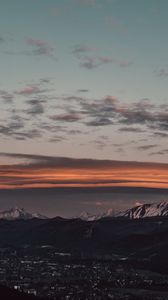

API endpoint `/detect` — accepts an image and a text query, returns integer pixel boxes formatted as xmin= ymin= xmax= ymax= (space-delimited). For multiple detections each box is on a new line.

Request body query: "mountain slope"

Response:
xmin=78 ymin=201 xmax=168 ymax=221
xmin=0 ymin=207 xmax=47 ymax=220
xmin=118 ymin=201 xmax=168 ymax=219
xmin=0 ymin=215 xmax=168 ymax=254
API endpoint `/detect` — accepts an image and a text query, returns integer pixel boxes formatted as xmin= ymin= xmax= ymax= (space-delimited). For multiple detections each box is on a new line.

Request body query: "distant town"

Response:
xmin=1 ymin=246 xmax=168 ymax=300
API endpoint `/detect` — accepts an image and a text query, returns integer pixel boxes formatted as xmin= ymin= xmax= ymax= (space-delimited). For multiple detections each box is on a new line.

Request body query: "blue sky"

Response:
xmin=0 ymin=0 xmax=168 ymax=163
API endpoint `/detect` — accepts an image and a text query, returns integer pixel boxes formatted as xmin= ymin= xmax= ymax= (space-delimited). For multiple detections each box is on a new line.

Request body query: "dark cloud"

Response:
xmin=150 ymin=149 xmax=168 ymax=156
xmin=1 ymin=152 xmax=167 ymax=169
xmin=85 ymin=117 xmax=113 ymax=126
xmin=152 ymin=132 xmax=168 ymax=138
xmin=92 ymin=140 xmax=106 ymax=150
xmin=114 ymin=147 xmax=125 ymax=153
xmin=40 ymin=124 xmax=67 ymax=133
xmin=0 ymin=118 xmax=25 ymax=138
xmin=49 ymin=113 xmax=82 ymax=122
xmin=119 ymin=127 xmax=145 ymax=133
xmin=13 ymin=129 xmax=42 ymax=140
xmin=0 ymin=90 xmax=14 ymax=102
xmin=48 ymin=94 xmax=168 ymax=134
xmin=62 ymin=96 xmax=84 ymax=101
xmin=119 ymin=109 xmax=154 ymax=125
xmin=68 ymin=129 xmax=83 ymax=134
xmin=1 ymin=85 xmax=168 ymax=145
xmin=79 ymin=56 xmax=99 ymax=69
xmin=77 ymin=89 xmax=89 ymax=93
xmin=0 ymin=125 xmax=13 ymax=136
xmin=0 ymin=115 xmax=44 ymax=140
xmin=26 ymin=99 xmax=46 ymax=105
xmin=137 ymin=144 xmax=158 ymax=151
xmin=49 ymin=136 xmax=66 ymax=143
xmin=40 ymin=78 xmax=52 ymax=84
xmin=26 ymin=101 xmax=45 ymax=115
xmin=79 ymin=96 xmax=117 ymax=120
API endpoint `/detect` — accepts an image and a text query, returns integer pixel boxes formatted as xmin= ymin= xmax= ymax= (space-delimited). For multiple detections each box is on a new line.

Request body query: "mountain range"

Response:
xmin=78 ymin=201 xmax=168 ymax=221
xmin=1 ymin=201 xmax=168 ymax=221
xmin=0 ymin=202 xmax=168 ymax=273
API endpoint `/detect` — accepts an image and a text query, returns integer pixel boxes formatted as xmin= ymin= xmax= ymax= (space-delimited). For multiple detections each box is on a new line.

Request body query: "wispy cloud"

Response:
xmin=26 ymin=37 xmax=55 ymax=58
xmin=79 ymin=55 xmax=114 ymax=69
xmin=155 ymin=68 xmax=168 ymax=78
xmin=4 ymin=38 xmax=57 ymax=60
xmin=73 ymin=45 xmax=97 ymax=54
xmin=15 ymin=85 xmax=46 ymax=96
xmin=72 ymin=45 xmax=133 ymax=69
xmin=150 ymin=149 xmax=168 ymax=156
xmin=137 ymin=144 xmax=158 ymax=151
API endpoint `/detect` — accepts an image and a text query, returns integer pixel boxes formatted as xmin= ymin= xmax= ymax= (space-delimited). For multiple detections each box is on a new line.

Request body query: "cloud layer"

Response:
xmin=0 ymin=153 xmax=168 ymax=189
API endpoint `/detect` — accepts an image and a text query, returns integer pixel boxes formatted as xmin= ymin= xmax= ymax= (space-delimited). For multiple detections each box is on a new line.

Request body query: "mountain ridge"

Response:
xmin=78 ymin=201 xmax=168 ymax=221
xmin=118 ymin=201 xmax=168 ymax=219
xmin=1 ymin=200 xmax=168 ymax=221
xmin=0 ymin=207 xmax=48 ymax=220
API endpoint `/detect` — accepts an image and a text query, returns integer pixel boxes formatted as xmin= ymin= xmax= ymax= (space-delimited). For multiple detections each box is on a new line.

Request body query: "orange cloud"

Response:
xmin=0 ymin=153 xmax=167 ymax=189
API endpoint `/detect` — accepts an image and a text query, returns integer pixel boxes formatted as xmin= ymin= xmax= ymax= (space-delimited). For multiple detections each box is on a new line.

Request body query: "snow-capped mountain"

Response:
xmin=79 ymin=208 xmax=114 ymax=221
xmin=118 ymin=201 xmax=168 ymax=219
xmin=78 ymin=201 xmax=168 ymax=221
xmin=0 ymin=207 xmax=48 ymax=220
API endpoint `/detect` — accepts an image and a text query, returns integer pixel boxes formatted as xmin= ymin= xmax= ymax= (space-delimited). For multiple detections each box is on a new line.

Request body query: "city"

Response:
xmin=0 ymin=246 xmax=168 ymax=300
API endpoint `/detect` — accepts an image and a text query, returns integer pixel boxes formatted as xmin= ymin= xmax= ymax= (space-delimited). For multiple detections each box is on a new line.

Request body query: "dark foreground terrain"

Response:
xmin=0 ymin=284 xmax=48 ymax=300
xmin=1 ymin=216 xmax=168 ymax=299
xmin=0 ymin=216 xmax=168 ymax=263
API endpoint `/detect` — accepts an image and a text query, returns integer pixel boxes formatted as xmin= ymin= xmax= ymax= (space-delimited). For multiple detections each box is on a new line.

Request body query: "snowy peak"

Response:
xmin=0 ymin=207 xmax=48 ymax=220
xmin=118 ymin=201 xmax=168 ymax=219
xmin=79 ymin=211 xmax=99 ymax=221
xmin=79 ymin=208 xmax=114 ymax=221
xmin=79 ymin=201 xmax=168 ymax=221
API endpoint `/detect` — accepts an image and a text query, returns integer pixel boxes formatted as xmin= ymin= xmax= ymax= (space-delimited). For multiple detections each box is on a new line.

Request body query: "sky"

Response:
xmin=0 ymin=0 xmax=168 ymax=216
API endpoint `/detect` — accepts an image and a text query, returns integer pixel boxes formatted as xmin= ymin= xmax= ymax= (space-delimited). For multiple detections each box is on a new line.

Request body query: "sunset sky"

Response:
xmin=0 ymin=0 xmax=168 ymax=216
